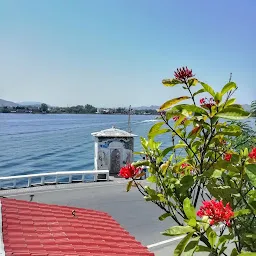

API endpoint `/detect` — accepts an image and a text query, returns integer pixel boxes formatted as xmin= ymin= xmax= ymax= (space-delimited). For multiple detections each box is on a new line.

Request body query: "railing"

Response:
xmin=0 ymin=170 xmax=109 ymax=189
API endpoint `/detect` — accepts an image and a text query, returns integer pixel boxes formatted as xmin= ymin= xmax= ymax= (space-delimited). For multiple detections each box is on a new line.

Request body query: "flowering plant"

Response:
xmin=120 ymin=68 xmax=256 ymax=255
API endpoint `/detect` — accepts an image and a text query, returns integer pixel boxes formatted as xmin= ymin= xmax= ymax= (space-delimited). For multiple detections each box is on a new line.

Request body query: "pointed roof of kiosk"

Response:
xmin=91 ymin=127 xmax=137 ymax=138
xmin=0 ymin=198 xmax=154 ymax=256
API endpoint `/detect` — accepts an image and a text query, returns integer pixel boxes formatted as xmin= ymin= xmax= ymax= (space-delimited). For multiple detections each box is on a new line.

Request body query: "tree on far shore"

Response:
xmin=40 ymin=103 xmax=48 ymax=113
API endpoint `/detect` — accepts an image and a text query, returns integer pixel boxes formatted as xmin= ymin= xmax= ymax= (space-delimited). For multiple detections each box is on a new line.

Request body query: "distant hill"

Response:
xmin=0 ymin=99 xmax=18 ymax=107
xmin=18 ymin=101 xmax=42 ymax=106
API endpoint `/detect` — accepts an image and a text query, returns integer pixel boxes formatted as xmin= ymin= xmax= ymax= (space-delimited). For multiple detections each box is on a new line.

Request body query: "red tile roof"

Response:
xmin=1 ymin=198 xmax=154 ymax=256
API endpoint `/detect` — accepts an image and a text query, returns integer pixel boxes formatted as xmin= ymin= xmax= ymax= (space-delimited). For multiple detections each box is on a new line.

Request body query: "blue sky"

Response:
xmin=0 ymin=0 xmax=255 ymax=107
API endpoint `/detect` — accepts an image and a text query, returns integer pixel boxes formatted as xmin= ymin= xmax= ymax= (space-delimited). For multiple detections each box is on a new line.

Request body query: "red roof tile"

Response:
xmin=1 ymin=198 xmax=154 ymax=256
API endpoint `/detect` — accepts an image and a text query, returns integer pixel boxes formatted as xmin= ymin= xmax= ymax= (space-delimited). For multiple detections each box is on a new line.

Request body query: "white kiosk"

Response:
xmin=91 ymin=127 xmax=137 ymax=176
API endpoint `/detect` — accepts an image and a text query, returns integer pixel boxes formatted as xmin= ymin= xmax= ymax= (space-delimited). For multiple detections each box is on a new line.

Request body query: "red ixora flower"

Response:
xmin=173 ymin=116 xmax=187 ymax=124
xmin=200 ymin=97 xmax=215 ymax=109
xmin=173 ymin=116 xmax=180 ymax=121
xmin=181 ymin=163 xmax=190 ymax=169
xmin=224 ymin=153 xmax=232 ymax=161
xmin=249 ymin=147 xmax=256 ymax=160
xmin=197 ymin=199 xmax=234 ymax=226
xmin=174 ymin=67 xmax=194 ymax=81
xmin=119 ymin=164 xmax=141 ymax=179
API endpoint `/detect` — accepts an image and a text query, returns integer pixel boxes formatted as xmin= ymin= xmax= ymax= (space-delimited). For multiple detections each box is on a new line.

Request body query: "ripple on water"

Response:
xmin=0 ymin=114 xmax=175 ymax=177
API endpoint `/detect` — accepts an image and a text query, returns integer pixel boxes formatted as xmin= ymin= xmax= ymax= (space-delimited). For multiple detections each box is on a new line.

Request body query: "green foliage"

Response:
xmin=40 ymin=103 xmax=48 ymax=112
xmin=159 ymin=96 xmax=191 ymax=111
xmin=216 ymin=107 xmax=251 ymax=120
xmin=174 ymin=233 xmax=194 ymax=256
xmin=162 ymin=226 xmax=195 ymax=236
xmin=123 ymin=68 xmax=256 ymax=255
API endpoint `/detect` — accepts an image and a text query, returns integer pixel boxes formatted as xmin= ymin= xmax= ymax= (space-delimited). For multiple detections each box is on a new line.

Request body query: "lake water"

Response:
xmin=0 ymin=114 xmax=165 ymax=177
xmin=0 ymin=114 xmax=255 ymax=179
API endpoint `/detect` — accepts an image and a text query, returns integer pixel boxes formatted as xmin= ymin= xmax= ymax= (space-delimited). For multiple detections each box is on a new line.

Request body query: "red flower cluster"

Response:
xmin=224 ymin=153 xmax=232 ymax=161
xmin=200 ymin=97 xmax=215 ymax=109
xmin=249 ymin=147 xmax=256 ymax=160
xmin=173 ymin=116 xmax=187 ymax=124
xmin=197 ymin=199 xmax=234 ymax=226
xmin=174 ymin=67 xmax=194 ymax=81
xmin=119 ymin=164 xmax=141 ymax=179
xmin=181 ymin=163 xmax=190 ymax=169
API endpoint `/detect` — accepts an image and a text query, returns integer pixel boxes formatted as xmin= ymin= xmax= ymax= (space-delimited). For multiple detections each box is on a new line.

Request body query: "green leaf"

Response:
xmin=216 ymin=107 xmax=251 ymax=120
xmin=217 ymin=234 xmax=234 ymax=247
xmin=245 ymin=233 xmax=256 ymax=239
xmin=234 ymin=209 xmax=251 ymax=217
xmin=183 ymin=198 xmax=196 ymax=220
xmin=150 ymin=128 xmax=170 ymax=138
xmin=162 ymin=78 xmax=182 ymax=87
xmin=214 ymin=92 xmax=223 ymax=103
xmin=187 ymin=218 xmax=197 ymax=227
xmin=159 ymin=96 xmax=191 ymax=111
xmin=126 ymin=180 xmax=133 ymax=192
xmin=231 ymin=248 xmax=239 ymax=256
xmin=246 ymin=164 xmax=256 ymax=187
xmin=162 ymin=226 xmax=195 ymax=236
xmin=147 ymin=176 xmax=157 ymax=183
xmin=218 ymin=125 xmax=242 ymax=136
xmin=208 ymin=231 xmax=217 ymax=248
xmin=200 ymin=82 xmax=215 ymax=97
xmin=140 ymin=137 xmax=148 ymax=151
xmin=183 ymin=236 xmax=200 ymax=256
xmin=188 ymin=78 xmax=198 ymax=87
xmin=174 ymin=233 xmax=193 ymax=256
xmin=159 ymin=212 xmax=173 ymax=221
xmin=174 ymin=143 xmax=187 ymax=149
xmin=219 ymin=246 xmax=227 ymax=256
xmin=161 ymin=146 xmax=174 ymax=158
xmin=193 ymin=88 xmax=205 ymax=97
xmin=132 ymin=160 xmax=149 ymax=168
xmin=148 ymin=121 xmax=164 ymax=135
xmin=211 ymin=169 xmax=223 ymax=178
xmin=232 ymin=104 xmax=244 ymax=109
xmin=221 ymin=82 xmax=237 ymax=95
xmin=244 ymin=148 xmax=249 ymax=157
xmin=207 ymin=185 xmax=237 ymax=202
xmin=180 ymin=175 xmax=194 ymax=192
xmin=148 ymin=121 xmax=170 ymax=138
xmin=237 ymin=252 xmax=256 ymax=256
xmin=195 ymin=245 xmax=211 ymax=252
xmin=133 ymin=151 xmax=146 ymax=155
xmin=172 ymin=104 xmax=209 ymax=116
xmin=225 ymin=98 xmax=236 ymax=107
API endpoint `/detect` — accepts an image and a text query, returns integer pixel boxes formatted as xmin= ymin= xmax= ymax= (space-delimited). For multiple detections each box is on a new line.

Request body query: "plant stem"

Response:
xmin=161 ymin=113 xmax=200 ymax=164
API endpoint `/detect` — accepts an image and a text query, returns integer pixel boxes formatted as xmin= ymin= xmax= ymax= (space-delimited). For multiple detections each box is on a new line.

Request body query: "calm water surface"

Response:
xmin=0 ymin=114 xmax=255 ymax=178
xmin=0 ymin=114 xmax=168 ymax=177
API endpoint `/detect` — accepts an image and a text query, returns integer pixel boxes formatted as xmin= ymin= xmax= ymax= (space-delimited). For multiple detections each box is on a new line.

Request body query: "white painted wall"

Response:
xmin=94 ymin=138 xmax=134 ymax=173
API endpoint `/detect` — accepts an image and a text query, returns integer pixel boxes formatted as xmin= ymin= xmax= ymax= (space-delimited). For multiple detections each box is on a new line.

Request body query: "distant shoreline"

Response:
xmin=0 ymin=112 xmax=157 ymax=116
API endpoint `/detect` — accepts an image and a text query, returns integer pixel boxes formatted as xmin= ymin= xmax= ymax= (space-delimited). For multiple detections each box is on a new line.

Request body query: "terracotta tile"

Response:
xmin=0 ymin=198 xmax=154 ymax=256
